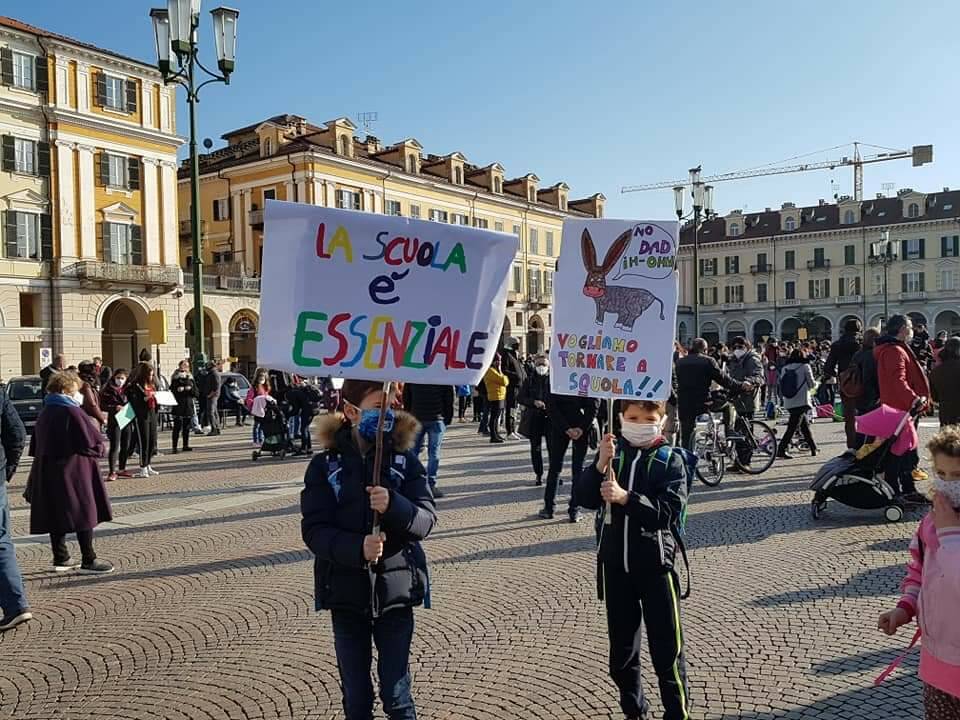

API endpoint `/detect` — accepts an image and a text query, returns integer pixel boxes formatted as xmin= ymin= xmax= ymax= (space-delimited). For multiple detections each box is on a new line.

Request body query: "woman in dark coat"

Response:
xmin=99 ymin=367 xmax=131 ymax=482
xmin=125 ymin=362 xmax=159 ymax=478
xmin=77 ymin=360 xmax=107 ymax=429
xmin=169 ymin=359 xmax=197 ymax=453
xmin=930 ymin=336 xmax=960 ymax=427
xmin=28 ymin=370 xmax=113 ymax=574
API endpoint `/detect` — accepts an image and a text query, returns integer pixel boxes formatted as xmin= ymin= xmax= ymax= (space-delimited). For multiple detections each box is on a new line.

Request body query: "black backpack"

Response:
xmin=779 ymin=367 xmax=803 ymax=398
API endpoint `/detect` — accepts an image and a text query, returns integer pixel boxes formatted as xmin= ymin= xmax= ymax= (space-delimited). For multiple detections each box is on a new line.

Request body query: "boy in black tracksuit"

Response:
xmin=301 ymin=380 xmax=436 ymax=720
xmin=575 ymin=399 xmax=691 ymax=720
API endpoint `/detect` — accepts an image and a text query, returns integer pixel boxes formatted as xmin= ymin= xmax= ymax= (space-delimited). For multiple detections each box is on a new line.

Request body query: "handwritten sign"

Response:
xmin=550 ymin=219 xmax=679 ymax=400
xmin=258 ymin=201 xmax=517 ymax=384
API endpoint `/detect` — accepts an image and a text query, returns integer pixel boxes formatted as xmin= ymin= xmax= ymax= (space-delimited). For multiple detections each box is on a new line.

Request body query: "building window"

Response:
xmin=385 ymin=200 xmax=402 ymax=216
xmin=543 ymin=270 xmax=554 ymax=298
xmin=813 ymin=247 xmax=826 ymax=267
xmin=873 ymin=273 xmax=885 ymax=295
xmin=907 ymin=202 xmax=919 ymax=218
xmin=263 ymin=188 xmax=276 ymax=202
xmin=784 ymin=281 xmax=796 ymax=300
xmin=409 ymin=204 xmax=420 ymax=219
xmin=698 ymin=287 xmax=718 ymax=305
xmin=529 ymin=228 xmax=539 ymax=254
xmin=474 ymin=218 xmax=488 ymax=229
xmin=902 ymin=271 xmax=925 ymax=293
xmin=545 ymin=231 xmax=554 ymax=256
xmin=339 ymin=136 xmax=351 ymax=156
xmin=904 ymin=238 xmax=925 ymax=260
xmin=560 ymin=197 xmax=567 ymax=211
xmin=941 ymin=235 xmax=960 ymax=257
xmin=13 ymin=138 xmax=36 ymax=174
xmin=336 ymin=189 xmax=361 ymax=210
xmin=724 ymin=285 xmax=744 ymax=303
xmin=428 ymin=209 xmax=448 ymax=223
xmin=528 ymin=187 xmax=535 ymax=202
xmin=212 ymin=250 xmax=235 ymax=264
xmin=839 ymin=276 xmax=861 ymax=296
xmin=512 ymin=265 xmax=522 ymax=292
xmin=104 ymin=75 xmax=126 ymax=111
xmin=756 ymin=252 xmax=768 ymax=270
xmin=528 ymin=268 xmax=541 ymax=298
xmin=494 ymin=177 xmax=502 ymax=193
xmin=809 ymin=278 xmax=831 ymax=299
xmin=756 ymin=283 xmax=767 ymax=302
xmin=513 ymin=224 xmax=521 ymax=237
xmin=106 ymin=153 xmax=128 ymax=188
xmin=938 ymin=269 xmax=959 ymax=291
xmin=843 ymin=209 xmax=855 ymax=225
xmin=212 ymin=198 xmax=230 ymax=221
xmin=494 ymin=221 xmax=504 ymax=232
xmin=452 ymin=213 xmax=469 ymax=226
xmin=5 ymin=212 xmax=40 ymax=259
xmin=844 ymin=244 xmax=856 ymax=265
xmin=784 ymin=217 xmax=796 ymax=231
xmin=784 ymin=250 xmax=795 ymax=270
xmin=105 ymin=222 xmax=135 ymax=264
xmin=699 ymin=258 xmax=717 ymax=276
xmin=725 ymin=256 xmax=740 ymax=274
xmin=407 ymin=155 xmax=417 ymax=174
xmin=263 ymin=138 xmax=273 ymax=156
xmin=729 ymin=222 xmax=740 ymax=236
xmin=12 ymin=51 xmax=36 ymax=91
xmin=454 ymin=166 xmax=463 ymax=185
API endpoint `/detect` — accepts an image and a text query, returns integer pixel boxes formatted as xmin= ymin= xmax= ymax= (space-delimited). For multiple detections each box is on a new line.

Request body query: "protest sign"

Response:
xmin=258 ymin=201 xmax=518 ymax=384
xmin=114 ymin=403 xmax=136 ymax=430
xmin=550 ymin=219 xmax=679 ymax=401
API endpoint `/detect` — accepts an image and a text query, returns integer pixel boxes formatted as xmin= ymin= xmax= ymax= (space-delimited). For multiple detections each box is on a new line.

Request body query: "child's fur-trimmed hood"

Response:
xmin=314 ymin=410 xmax=420 ymax=452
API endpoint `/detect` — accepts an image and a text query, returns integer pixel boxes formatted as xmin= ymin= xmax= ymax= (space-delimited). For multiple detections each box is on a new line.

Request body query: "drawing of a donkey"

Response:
xmin=581 ymin=228 xmax=665 ymax=331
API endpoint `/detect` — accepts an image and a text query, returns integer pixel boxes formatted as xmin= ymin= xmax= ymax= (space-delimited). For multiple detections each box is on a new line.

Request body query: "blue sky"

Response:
xmin=7 ymin=0 xmax=959 ymax=219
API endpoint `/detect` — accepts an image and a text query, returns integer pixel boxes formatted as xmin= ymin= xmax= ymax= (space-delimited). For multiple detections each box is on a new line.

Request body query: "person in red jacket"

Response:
xmin=874 ymin=314 xmax=930 ymax=500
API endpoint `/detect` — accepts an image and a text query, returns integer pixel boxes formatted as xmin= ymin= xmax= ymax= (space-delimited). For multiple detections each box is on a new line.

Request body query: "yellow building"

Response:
xmin=676 ymin=189 xmax=960 ymax=345
xmin=0 ymin=16 xmax=182 ymax=376
xmin=178 ymin=114 xmax=603 ymax=374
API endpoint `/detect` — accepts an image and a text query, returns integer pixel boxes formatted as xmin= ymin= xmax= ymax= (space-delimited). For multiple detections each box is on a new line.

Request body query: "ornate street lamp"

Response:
xmin=870 ymin=230 xmax=897 ymax=325
xmin=150 ymin=0 xmax=239 ymax=366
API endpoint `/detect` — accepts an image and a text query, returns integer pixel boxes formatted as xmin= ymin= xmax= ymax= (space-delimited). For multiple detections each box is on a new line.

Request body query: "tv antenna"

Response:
xmin=881 ymin=182 xmax=895 ymax=197
xmin=357 ymin=111 xmax=379 ymax=136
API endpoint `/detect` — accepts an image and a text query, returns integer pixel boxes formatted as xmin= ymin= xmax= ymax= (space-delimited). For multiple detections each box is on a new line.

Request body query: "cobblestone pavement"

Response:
xmin=1 ymin=417 xmax=936 ymax=719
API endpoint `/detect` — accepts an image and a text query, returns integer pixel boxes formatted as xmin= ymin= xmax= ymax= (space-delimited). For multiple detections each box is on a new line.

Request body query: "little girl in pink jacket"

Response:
xmin=879 ymin=426 xmax=960 ymax=718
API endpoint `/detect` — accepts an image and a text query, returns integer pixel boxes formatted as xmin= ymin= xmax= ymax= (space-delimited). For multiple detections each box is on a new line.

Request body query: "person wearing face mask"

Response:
xmin=483 ymin=355 xmax=509 ymax=444
xmin=878 ymin=426 xmax=960 ymax=718
xmin=875 ymin=315 xmax=931 ymax=500
xmin=823 ymin=319 xmax=863 ymax=449
xmin=300 ymin=379 xmax=436 ymax=720
xmin=170 ymin=360 xmax=198 ymax=454
xmin=125 ymin=362 xmax=160 ymax=479
xmin=724 ymin=338 xmax=764 ymax=468
xmin=539 ymin=391 xmax=599 ymax=522
xmin=76 ymin=360 xmax=107 ymax=430
xmin=25 ymin=371 xmax=114 ymax=574
xmin=574 ymin=399 xmax=691 ymax=720
xmin=99 ymin=368 xmax=132 ymax=481
xmin=518 ymin=355 xmax=553 ymax=487
xmin=246 ymin=369 xmax=272 ymax=447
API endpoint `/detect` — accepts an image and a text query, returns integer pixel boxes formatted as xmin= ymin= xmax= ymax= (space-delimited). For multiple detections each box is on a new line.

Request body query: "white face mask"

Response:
xmin=933 ymin=477 xmax=960 ymax=507
xmin=69 ymin=391 xmax=84 ymax=405
xmin=619 ymin=416 xmax=663 ymax=448
xmin=733 ymin=348 xmax=746 ymax=359
xmin=535 ymin=365 xmax=549 ymax=376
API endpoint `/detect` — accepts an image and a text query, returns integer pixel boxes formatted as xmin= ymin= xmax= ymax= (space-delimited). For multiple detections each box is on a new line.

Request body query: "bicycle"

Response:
xmin=691 ymin=391 xmax=778 ymax=487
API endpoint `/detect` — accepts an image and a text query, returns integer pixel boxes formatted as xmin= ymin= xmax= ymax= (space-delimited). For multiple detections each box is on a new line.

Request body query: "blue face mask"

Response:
xmin=356 ymin=407 xmax=395 ymax=441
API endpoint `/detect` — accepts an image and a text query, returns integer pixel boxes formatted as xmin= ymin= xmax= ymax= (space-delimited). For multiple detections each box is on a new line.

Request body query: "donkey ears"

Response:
xmin=581 ymin=229 xmax=598 ymax=269
xmin=600 ymin=230 xmax=633 ymax=272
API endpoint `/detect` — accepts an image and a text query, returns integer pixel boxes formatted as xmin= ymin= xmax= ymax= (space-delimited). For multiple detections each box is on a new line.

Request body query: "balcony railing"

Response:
xmin=184 ymin=271 xmax=261 ymax=294
xmin=806 ymin=259 xmax=831 ymax=270
xmin=779 ymin=298 xmax=801 ymax=306
xmin=749 ymin=264 xmax=774 ymax=274
xmin=63 ymin=261 xmax=182 ymax=288
xmin=836 ymin=295 xmax=864 ymax=305
xmin=249 ymin=209 xmax=264 ymax=227
xmin=721 ymin=302 xmax=745 ymax=311
xmin=179 ymin=219 xmax=208 ymax=236
xmin=900 ymin=290 xmax=927 ymax=301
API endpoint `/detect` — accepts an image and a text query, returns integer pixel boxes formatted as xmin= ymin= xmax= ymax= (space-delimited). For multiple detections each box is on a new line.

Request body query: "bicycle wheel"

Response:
xmin=693 ymin=429 xmax=725 ymax=486
xmin=734 ymin=419 xmax=777 ymax=475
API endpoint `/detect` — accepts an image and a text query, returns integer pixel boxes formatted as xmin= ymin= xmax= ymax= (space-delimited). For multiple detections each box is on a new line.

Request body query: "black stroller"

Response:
xmin=252 ymin=401 xmax=296 ymax=461
xmin=809 ymin=398 xmax=926 ymax=523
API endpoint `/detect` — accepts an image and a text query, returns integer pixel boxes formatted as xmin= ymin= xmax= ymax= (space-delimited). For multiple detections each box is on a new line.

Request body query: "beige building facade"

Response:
xmin=676 ymin=188 xmax=960 ymax=345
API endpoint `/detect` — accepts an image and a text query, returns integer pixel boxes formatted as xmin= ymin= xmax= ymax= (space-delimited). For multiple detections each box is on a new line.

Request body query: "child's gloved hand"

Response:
xmin=367 ymin=486 xmax=391 ymax=514
xmin=597 ymin=433 xmax=617 ymax=472
xmin=363 ymin=532 xmax=386 ymax=563
xmin=877 ymin=607 xmax=911 ymax=636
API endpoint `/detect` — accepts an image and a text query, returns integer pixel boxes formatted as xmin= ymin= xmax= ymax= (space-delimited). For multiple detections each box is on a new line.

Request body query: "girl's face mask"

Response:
xmin=933 ymin=476 xmax=960 ymax=508
xmin=535 ymin=365 xmax=549 ymax=376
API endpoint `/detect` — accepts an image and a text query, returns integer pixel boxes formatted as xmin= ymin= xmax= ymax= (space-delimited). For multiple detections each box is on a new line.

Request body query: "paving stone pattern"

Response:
xmin=1 ymin=419 xmax=930 ymax=719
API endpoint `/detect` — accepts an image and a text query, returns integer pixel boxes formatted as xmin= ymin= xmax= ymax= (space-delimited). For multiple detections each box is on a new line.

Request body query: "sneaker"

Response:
xmin=134 ymin=468 xmax=150 ymax=478
xmin=79 ymin=559 xmax=114 ymax=574
xmin=53 ymin=558 xmax=81 ymax=573
xmin=106 ymin=472 xmax=118 ymax=482
xmin=0 ymin=609 xmax=32 ymax=632
xmin=431 ymin=488 xmax=445 ymax=499
xmin=490 ymin=437 xmax=505 ymax=444
xmin=534 ymin=476 xmax=542 ymax=487
xmin=569 ymin=511 xmax=583 ymax=524
xmin=508 ymin=432 xmax=523 ymax=440
xmin=171 ymin=448 xmax=179 ymax=455
xmin=538 ymin=508 xmax=554 ymax=520
xmin=182 ymin=447 xmax=193 ymax=452
xmin=147 ymin=466 xmax=160 ymax=476
xmin=118 ymin=470 xmax=133 ymax=478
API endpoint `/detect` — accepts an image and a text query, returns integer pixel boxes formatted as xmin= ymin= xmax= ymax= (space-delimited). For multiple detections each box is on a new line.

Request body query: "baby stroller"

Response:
xmin=809 ymin=397 xmax=926 ymax=523
xmin=252 ymin=401 xmax=296 ymax=461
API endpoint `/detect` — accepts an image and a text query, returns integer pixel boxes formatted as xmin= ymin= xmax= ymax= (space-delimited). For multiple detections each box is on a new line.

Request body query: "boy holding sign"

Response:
xmin=300 ymin=380 xmax=436 ymax=720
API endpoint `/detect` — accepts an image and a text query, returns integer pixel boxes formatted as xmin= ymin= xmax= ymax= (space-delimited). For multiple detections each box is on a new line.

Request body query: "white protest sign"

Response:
xmin=550 ymin=219 xmax=679 ymax=400
xmin=258 ymin=201 xmax=518 ymax=384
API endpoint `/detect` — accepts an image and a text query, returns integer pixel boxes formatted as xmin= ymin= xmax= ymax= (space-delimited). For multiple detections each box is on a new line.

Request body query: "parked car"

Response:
xmin=6 ymin=375 xmax=44 ymax=433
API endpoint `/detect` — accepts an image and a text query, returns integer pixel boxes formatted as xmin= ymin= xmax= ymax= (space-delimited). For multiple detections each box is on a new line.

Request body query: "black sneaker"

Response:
xmin=53 ymin=557 xmax=81 ymax=573
xmin=0 ymin=609 xmax=32 ymax=632
xmin=534 ymin=477 xmax=542 ymax=487
xmin=171 ymin=447 xmax=179 ymax=454
xmin=182 ymin=447 xmax=193 ymax=452
xmin=79 ymin=559 xmax=115 ymax=574
xmin=537 ymin=508 xmax=554 ymax=520
xmin=431 ymin=488 xmax=445 ymax=499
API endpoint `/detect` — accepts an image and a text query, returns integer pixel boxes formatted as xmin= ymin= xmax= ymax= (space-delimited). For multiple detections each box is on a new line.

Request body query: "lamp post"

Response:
xmin=151 ymin=1 xmax=238 ymax=366
xmin=870 ymin=230 xmax=896 ymax=325
xmin=674 ymin=168 xmax=713 ymax=338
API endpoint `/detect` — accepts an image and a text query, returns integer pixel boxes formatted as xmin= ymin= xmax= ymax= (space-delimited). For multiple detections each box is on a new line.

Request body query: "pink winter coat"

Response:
xmin=897 ymin=514 xmax=960 ymax=698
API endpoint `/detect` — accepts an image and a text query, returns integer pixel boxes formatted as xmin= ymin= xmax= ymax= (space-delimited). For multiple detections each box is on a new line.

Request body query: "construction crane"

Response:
xmin=621 ymin=142 xmax=933 ymax=202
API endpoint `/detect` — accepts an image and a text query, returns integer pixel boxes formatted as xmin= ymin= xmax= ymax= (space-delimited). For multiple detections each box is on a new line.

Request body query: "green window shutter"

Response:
xmin=1 ymin=135 xmax=14 ymax=172
xmin=125 ymin=79 xmax=138 ymax=114
xmin=839 ymin=277 xmax=846 ymax=296
xmin=942 ymin=236 xmax=948 ymax=257
xmin=824 ymin=279 xmax=831 ymax=297
xmin=901 ymin=274 xmax=908 ymax=293
xmin=99 ymin=222 xmax=111 ymax=263
xmin=0 ymin=48 xmax=13 ymax=87
xmin=919 ymin=238 xmax=926 ymax=259
xmin=40 ymin=213 xmax=52 ymax=260
xmin=37 ymin=141 xmax=51 ymax=177
xmin=919 ymin=272 xmax=926 ymax=292
xmin=35 ymin=55 xmax=49 ymax=97
xmin=901 ymin=240 xmax=908 ymax=259
xmin=130 ymin=225 xmax=143 ymax=265
xmin=127 ymin=157 xmax=140 ymax=190
xmin=97 ymin=152 xmax=109 ymax=186
xmin=94 ymin=71 xmax=106 ymax=107
xmin=4 ymin=211 xmax=18 ymax=258
xmin=808 ymin=279 xmax=814 ymax=298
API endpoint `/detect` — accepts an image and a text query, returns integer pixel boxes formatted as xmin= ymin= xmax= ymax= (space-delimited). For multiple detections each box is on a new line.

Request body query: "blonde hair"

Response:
xmin=928 ymin=425 xmax=960 ymax=459
xmin=46 ymin=370 xmax=81 ymax=395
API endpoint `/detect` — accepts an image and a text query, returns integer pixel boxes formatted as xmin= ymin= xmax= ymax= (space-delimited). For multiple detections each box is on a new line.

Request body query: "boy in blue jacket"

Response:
xmin=575 ymin=399 xmax=691 ymax=720
xmin=301 ymin=380 xmax=436 ymax=720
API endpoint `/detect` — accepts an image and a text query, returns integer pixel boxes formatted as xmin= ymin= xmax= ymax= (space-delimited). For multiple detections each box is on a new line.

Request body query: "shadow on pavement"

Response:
xmin=747 ymin=563 xmax=904 ymax=607
xmin=811 ymin=646 xmax=918 ymax=676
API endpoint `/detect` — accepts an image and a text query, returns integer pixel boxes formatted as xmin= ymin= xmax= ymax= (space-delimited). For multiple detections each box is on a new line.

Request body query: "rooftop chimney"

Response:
xmin=818 ymin=199 xmax=825 ymax=206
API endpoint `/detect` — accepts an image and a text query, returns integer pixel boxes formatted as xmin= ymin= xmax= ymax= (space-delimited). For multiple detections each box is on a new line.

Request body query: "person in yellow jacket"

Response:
xmin=483 ymin=355 xmax=509 ymax=444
